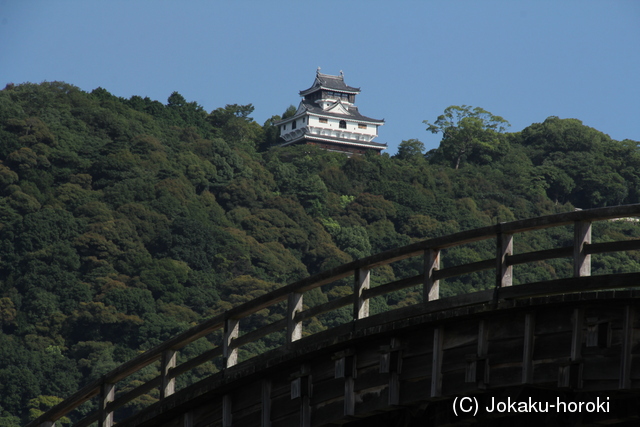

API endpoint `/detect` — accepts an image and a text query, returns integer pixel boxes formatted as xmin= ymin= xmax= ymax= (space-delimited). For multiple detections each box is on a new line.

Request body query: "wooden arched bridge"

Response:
xmin=29 ymin=205 xmax=640 ymax=426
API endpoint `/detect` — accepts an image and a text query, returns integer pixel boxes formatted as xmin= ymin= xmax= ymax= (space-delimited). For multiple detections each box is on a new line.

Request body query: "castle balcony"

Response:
xmin=308 ymin=126 xmax=374 ymax=142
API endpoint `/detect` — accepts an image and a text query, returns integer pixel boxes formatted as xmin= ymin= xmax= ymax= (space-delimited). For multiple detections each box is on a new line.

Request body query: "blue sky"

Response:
xmin=1 ymin=1 xmax=638 ymax=154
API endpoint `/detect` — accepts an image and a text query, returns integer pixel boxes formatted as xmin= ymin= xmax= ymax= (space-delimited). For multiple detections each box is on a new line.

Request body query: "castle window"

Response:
xmin=292 ymin=120 xmax=297 ymax=130
xmin=319 ymin=118 xmax=328 ymax=123
xmin=358 ymin=123 xmax=367 ymax=129
xmin=325 ymin=91 xmax=349 ymax=100
xmin=339 ymin=120 xmax=347 ymax=129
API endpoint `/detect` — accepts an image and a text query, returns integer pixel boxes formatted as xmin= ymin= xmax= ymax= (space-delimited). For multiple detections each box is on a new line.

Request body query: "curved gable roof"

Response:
xmin=302 ymin=99 xmax=384 ymax=124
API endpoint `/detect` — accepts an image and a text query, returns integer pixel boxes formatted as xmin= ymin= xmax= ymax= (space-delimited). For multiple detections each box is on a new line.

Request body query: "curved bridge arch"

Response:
xmin=29 ymin=205 xmax=640 ymax=426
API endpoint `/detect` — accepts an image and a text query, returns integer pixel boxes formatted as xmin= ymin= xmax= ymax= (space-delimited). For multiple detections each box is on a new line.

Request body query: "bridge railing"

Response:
xmin=29 ymin=204 xmax=640 ymax=427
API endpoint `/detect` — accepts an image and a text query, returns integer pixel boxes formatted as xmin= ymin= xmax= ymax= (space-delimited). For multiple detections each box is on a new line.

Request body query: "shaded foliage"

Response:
xmin=0 ymin=84 xmax=639 ymax=424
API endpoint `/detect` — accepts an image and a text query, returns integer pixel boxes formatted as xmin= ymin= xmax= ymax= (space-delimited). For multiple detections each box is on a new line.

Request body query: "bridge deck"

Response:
xmin=28 ymin=204 xmax=640 ymax=427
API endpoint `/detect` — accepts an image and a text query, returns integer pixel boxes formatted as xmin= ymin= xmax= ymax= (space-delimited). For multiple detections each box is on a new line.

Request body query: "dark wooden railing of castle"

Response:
xmin=29 ymin=204 xmax=640 ymax=427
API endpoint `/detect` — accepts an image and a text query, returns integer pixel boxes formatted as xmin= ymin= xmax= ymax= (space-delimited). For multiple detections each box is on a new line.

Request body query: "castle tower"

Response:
xmin=277 ymin=69 xmax=386 ymax=155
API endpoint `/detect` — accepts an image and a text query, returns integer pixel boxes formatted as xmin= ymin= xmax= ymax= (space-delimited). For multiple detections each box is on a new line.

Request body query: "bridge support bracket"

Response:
xmin=558 ymin=361 xmax=583 ymax=389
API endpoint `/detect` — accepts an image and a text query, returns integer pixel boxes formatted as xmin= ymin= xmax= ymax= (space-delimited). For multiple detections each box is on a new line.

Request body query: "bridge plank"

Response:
xmin=182 ymin=412 xmax=193 ymax=427
xmin=107 ymin=376 xmax=161 ymax=413
xmin=119 ymin=295 xmax=640 ymax=427
xmin=234 ymin=411 xmax=261 ymax=427
xmin=310 ymin=376 xmax=343 ymax=405
xmin=295 ymin=294 xmax=352 ymax=322
xmin=487 ymin=336 xmax=525 ymax=369
xmin=269 ymin=392 xmax=297 ymax=422
xmin=399 ymin=357 xmax=431 ymax=383
xmin=389 ymin=371 xmax=400 ymax=406
xmin=355 ymin=383 xmax=392 ymax=416
xmin=196 ymin=400 xmax=221 ymax=427
xmin=620 ymin=305 xmax=634 ymax=389
xmin=169 ymin=346 xmax=223 ymax=379
xmin=231 ymin=319 xmax=287 ymax=350
xmin=309 ymin=400 xmax=342 ymax=426
xmin=586 ymin=239 xmax=640 ymax=255
xmin=522 ymin=313 xmax=534 ymax=384
xmin=571 ymin=308 xmax=585 ymax=361
xmin=28 ymin=204 xmax=640 ymax=427
xmin=476 ymin=320 xmax=489 ymax=387
xmin=262 ymin=380 xmax=271 ymax=427
xmin=222 ymin=394 xmax=232 ymax=427
xmin=499 ymin=204 xmax=640 ymax=234
xmin=363 ymin=274 xmax=421 ymax=300
xmin=431 ymin=327 xmax=443 ymax=397
xmin=344 ymin=376 xmax=355 ymax=416
xmin=207 ymin=205 xmax=639 ymax=325
xmin=443 ymin=344 xmax=477 ymax=374
xmin=583 ymin=355 xmax=623 ymax=382
xmin=498 ymin=272 xmax=640 ymax=300
xmin=398 ymin=378 xmax=431 ymax=406
xmin=74 ymin=413 xmax=99 ymax=427
xmin=434 ymin=259 xmax=494 ymax=281
xmin=489 ymin=365 xmax=524 ymax=389
xmin=229 ymin=379 xmax=262 ymax=412
xmin=507 ymin=246 xmax=572 ymax=266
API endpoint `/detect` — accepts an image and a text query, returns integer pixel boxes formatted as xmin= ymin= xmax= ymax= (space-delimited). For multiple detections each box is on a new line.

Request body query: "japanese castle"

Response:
xmin=276 ymin=69 xmax=386 ymax=155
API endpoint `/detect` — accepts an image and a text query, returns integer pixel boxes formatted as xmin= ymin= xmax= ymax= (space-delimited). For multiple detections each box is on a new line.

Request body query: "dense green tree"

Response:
xmin=281 ymin=105 xmax=297 ymax=120
xmin=424 ymin=105 xmax=510 ymax=169
xmin=165 ymin=92 xmax=210 ymax=131
xmin=208 ymin=104 xmax=263 ymax=149
xmin=27 ymin=396 xmax=71 ymax=425
xmin=259 ymin=115 xmax=280 ymax=151
xmin=517 ymin=116 xmax=640 ymax=207
xmin=394 ymin=139 xmax=425 ymax=161
xmin=2 ymin=81 xmax=640 ymax=424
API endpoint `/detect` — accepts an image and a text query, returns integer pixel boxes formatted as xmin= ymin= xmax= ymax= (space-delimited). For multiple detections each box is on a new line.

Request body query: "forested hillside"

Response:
xmin=1 ymin=82 xmax=639 ymax=425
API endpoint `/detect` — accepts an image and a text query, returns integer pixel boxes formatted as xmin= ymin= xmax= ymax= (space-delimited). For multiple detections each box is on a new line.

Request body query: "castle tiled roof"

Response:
xmin=299 ymin=71 xmax=361 ymax=96
xmin=301 ymin=99 xmax=384 ymax=124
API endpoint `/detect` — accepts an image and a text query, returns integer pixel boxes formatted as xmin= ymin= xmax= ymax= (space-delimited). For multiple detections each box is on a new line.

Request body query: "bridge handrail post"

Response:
xmin=26 ymin=205 xmax=640 ymax=427
xmin=496 ymin=232 xmax=513 ymax=289
xmin=287 ymin=292 xmax=303 ymax=343
xmin=620 ymin=305 xmax=634 ymax=389
xmin=98 ymin=381 xmax=115 ymax=427
xmin=160 ymin=349 xmax=177 ymax=399
xmin=261 ymin=379 xmax=272 ymax=427
xmin=354 ymin=268 xmax=370 ymax=320
xmin=574 ymin=220 xmax=592 ymax=277
xmin=223 ymin=318 xmax=239 ymax=368
xmin=424 ymin=249 xmax=440 ymax=302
